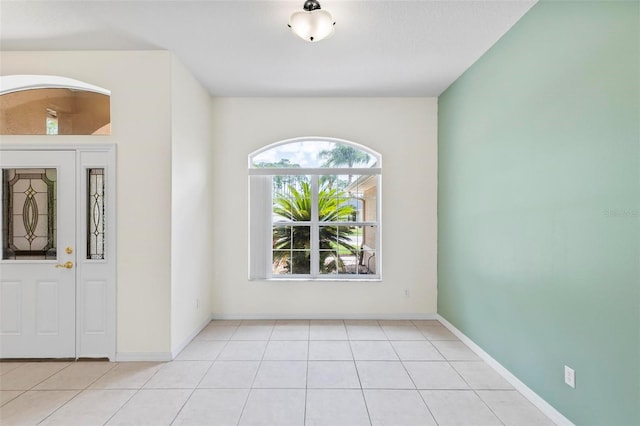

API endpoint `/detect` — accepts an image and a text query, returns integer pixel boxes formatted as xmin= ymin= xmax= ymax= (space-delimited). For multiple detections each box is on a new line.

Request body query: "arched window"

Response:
xmin=0 ymin=75 xmax=111 ymax=135
xmin=249 ymin=137 xmax=381 ymax=280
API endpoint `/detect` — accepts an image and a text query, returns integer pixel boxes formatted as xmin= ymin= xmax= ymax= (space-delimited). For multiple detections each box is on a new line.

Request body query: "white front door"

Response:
xmin=0 ymin=150 xmax=76 ymax=358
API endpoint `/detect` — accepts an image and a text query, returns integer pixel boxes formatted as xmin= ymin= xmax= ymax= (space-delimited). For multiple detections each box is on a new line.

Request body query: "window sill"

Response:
xmin=252 ymin=277 xmax=382 ymax=283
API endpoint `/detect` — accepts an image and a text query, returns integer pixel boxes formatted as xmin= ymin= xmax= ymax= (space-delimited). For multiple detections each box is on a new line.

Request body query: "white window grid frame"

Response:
xmin=249 ymin=138 xmax=382 ymax=281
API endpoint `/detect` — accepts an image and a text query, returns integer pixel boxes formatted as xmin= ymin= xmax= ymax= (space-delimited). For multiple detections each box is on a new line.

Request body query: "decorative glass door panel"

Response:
xmin=2 ymin=168 xmax=57 ymax=260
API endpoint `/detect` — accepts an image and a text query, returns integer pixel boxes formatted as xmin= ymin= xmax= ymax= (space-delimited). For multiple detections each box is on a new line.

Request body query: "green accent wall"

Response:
xmin=438 ymin=2 xmax=639 ymax=425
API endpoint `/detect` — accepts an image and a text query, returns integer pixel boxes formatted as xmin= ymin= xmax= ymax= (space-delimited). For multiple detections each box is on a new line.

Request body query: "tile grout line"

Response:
xmin=439 ymin=343 xmax=508 ymax=426
xmin=36 ymin=361 xmax=118 ymax=425
xmin=0 ymin=365 xmax=30 ymax=405
xmin=169 ymin=321 xmax=240 ymax=425
xmin=95 ymin=361 xmax=168 ymax=426
xmin=389 ymin=332 xmax=441 ymax=426
xmin=33 ymin=390 xmax=81 ymax=425
xmin=103 ymin=354 xmax=180 ymax=425
xmin=234 ymin=320 xmax=274 ymax=426
xmin=24 ymin=361 xmax=73 ymax=392
xmin=452 ymin=363 xmax=508 ymax=426
xmin=416 ymin=319 xmax=473 ymax=426
xmin=104 ymin=327 xmax=210 ymax=425
xmin=100 ymin=389 xmax=138 ymax=426
xmin=303 ymin=322 xmax=310 ymax=426
xmin=350 ymin=321 xmax=373 ymax=426
xmin=0 ymin=390 xmax=25 ymax=408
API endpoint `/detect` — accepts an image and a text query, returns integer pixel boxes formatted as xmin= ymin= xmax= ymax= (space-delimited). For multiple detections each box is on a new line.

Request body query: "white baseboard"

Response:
xmin=210 ymin=313 xmax=438 ymax=321
xmin=115 ymin=317 xmax=212 ymax=362
xmin=436 ymin=314 xmax=574 ymax=426
xmin=115 ymin=352 xmax=172 ymax=362
xmin=170 ymin=315 xmax=213 ymax=359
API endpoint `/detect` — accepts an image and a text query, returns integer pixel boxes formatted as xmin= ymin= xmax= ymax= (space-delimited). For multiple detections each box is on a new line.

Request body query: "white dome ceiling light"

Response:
xmin=288 ymin=0 xmax=335 ymax=43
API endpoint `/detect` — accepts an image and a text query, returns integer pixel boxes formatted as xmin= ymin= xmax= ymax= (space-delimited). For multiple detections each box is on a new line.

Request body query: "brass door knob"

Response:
xmin=55 ymin=261 xmax=74 ymax=269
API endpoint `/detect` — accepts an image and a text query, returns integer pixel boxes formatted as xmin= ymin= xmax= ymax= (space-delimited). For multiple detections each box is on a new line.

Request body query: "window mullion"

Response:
xmin=266 ymin=176 xmax=274 ymax=279
xmin=310 ymin=175 xmax=319 ymax=277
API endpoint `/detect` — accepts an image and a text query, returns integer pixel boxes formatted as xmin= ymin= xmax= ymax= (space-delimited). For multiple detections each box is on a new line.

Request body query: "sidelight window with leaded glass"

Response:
xmin=87 ymin=168 xmax=105 ymax=260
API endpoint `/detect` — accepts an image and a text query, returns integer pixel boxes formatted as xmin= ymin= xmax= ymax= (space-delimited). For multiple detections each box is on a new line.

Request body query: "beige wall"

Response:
xmin=211 ymin=97 xmax=438 ymax=317
xmin=170 ymin=55 xmax=214 ymax=354
xmin=1 ymin=51 xmax=174 ymax=356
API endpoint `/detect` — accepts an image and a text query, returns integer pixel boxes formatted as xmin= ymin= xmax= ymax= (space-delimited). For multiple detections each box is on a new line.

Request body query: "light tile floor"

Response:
xmin=0 ymin=320 xmax=556 ymax=426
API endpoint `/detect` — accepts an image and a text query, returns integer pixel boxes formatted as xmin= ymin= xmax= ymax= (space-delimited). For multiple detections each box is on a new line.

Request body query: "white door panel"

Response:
xmin=0 ymin=150 xmax=76 ymax=358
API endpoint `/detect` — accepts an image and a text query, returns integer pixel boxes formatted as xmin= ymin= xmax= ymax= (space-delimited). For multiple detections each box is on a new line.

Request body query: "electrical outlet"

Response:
xmin=404 ymin=289 xmax=410 ymax=298
xmin=564 ymin=366 xmax=575 ymax=388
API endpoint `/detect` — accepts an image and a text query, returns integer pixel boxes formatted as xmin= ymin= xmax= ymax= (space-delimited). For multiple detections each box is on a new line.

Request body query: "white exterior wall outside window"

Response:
xmin=249 ymin=137 xmax=381 ymax=281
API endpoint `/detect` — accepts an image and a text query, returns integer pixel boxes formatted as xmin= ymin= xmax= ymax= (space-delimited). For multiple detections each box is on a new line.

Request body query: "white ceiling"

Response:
xmin=0 ymin=0 xmax=536 ymax=97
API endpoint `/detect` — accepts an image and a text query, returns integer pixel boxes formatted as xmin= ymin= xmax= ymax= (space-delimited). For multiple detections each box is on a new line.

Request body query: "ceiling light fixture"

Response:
xmin=288 ymin=0 xmax=335 ymax=43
